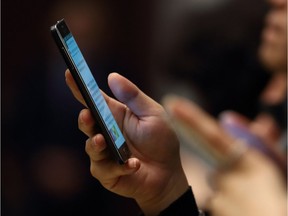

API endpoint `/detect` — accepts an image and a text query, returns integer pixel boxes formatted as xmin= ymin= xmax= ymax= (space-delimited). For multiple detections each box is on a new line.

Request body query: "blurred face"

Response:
xmin=259 ymin=0 xmax=287 ymax=73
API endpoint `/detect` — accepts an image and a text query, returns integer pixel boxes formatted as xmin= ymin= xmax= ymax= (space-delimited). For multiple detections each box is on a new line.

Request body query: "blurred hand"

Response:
xmin=65 ymin=70 xmax=189 ymax=216
xmin=163 ymin=95 xmax=285 ymax=169
xmin=208 ymin=149 xmax=287 ymax=216
xmin=163 ymin=95 xmax=239 ymax=164
xmin=163 ymin=95 xmax=286 ymax=215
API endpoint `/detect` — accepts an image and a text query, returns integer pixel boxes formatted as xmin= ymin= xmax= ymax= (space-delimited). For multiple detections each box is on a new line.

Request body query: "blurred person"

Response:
xmin=207 ymin=1 xmax=287 ymax=214
xmin=163 ymin=0 xmax=287 ymax=214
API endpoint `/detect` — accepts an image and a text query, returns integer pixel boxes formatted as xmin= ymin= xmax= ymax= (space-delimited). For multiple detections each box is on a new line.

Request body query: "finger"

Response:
xmin=65 ymin=69 xmax=87 ymax=106
xmin=108 ymin=73 xmax=163 ymax=117
xmin=219 ymin=111 xmax=286 ymax=172
xmin=250 ymin=113 xmax=281 ymax=146
xmin=78 ymin=109 xmax=99 ymax=137
xmin=85 ymin=133 xmax=110 ymax=162
xmin=90 ymin=157 xmax=140 ymax=189
xmin=85 ymin=133 xmax=141 ymax=172
xmin=162 ymin=95 xmax=234 ymax=155
xmin=85 ymin=134 xmax=140 ymax=183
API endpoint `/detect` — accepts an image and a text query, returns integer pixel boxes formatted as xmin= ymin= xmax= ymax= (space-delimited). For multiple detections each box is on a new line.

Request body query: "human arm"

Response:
xmin=65 ymin=70 xmax=199 ymax=216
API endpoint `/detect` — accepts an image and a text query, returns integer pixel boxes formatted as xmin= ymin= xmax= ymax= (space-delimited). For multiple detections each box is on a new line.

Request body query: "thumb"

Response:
xmin=108 ymin=73 xmax=162 ymax=117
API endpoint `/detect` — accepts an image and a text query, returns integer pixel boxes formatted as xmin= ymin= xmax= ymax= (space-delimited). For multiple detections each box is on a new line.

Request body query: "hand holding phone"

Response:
xmin=51 ymin=19 xmax=131 ymax=164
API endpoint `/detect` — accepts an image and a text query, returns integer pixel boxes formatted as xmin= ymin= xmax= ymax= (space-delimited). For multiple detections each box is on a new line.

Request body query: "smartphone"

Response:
xmin=50 ymin=19 xmax=131 ymax=164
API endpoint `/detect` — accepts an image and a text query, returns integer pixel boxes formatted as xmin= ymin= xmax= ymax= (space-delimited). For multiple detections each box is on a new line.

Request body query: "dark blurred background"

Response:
xmin=2 ymin=0 xmax=270 ymax=215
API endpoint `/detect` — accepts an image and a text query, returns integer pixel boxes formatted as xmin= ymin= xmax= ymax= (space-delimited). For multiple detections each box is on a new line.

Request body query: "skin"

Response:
xmin=65 ymin=70 xmax=189 ymax=216
xmin=208 ymin=149 xmax=286 ymax=216
xmin=258 ymin=0 xmax=287 ymax=74
xmin=258 ymin=0 xmax=287 ymax=105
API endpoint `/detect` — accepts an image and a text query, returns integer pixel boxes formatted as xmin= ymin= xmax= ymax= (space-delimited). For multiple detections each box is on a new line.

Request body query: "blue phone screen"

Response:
xmin=63 ymin=33 xmax=125 ymax=148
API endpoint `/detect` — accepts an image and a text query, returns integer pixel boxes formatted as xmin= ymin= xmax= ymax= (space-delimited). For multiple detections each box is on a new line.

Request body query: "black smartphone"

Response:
xmin=51 ymin=19 xmax=131 ymax=164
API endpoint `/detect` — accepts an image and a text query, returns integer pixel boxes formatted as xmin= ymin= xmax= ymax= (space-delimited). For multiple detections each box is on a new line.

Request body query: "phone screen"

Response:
xmin=63 ymin=33 xmax=125 ymax=148
xmin=51 ymin=19 xmax=130 ymax=163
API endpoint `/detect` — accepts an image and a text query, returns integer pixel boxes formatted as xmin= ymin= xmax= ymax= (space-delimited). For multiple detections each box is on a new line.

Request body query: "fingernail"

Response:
xmin=132 ymin=159 xmax=137 ymax=168
xmin=130 ymin=158 xmax=139 ymax=169
xmin=219 ymin=111 xmax=235 ymax=125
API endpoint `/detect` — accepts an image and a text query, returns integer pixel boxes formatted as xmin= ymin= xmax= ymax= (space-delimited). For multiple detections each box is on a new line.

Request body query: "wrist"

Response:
xmin=136 ymin=167 xmax=189 ymax=216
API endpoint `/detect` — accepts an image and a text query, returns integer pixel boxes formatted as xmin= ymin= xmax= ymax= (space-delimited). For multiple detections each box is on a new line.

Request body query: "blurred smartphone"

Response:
xmin=221 ymin=120 xmax=286 ymax=172
xmin=51 ymin=19 xmax=131 ymax=164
